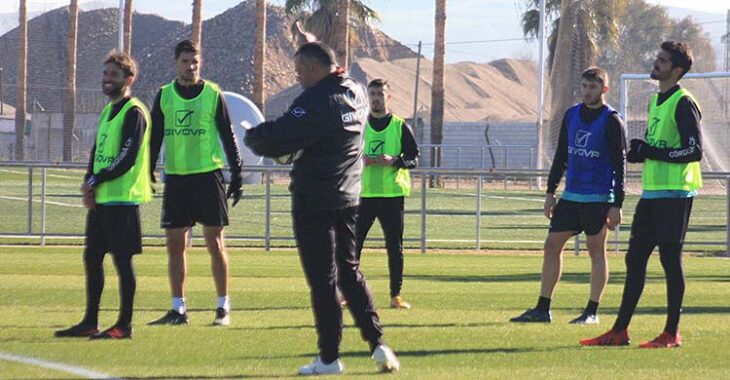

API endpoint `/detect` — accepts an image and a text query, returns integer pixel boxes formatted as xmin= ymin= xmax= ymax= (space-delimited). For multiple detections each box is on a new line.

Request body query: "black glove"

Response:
xmin=627 ymin=139 xmax=647 ymax=163
xmin=227 ymin=172 xmax=243 ymax=207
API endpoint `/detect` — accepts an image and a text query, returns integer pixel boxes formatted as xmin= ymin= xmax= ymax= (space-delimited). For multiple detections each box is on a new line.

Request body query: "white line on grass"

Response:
xmin=0 ymin=352 xmax=119 ymax=379
xmin=0 ymin=195 xmax=84 ymax=208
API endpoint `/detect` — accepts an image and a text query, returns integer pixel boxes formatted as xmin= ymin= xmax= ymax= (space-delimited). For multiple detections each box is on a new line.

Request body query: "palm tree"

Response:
xmin=522 ymin=0 xmax=626 ymax=157
xmin=14 ymin=0 xmax=27 ymax=160
xmin=334 ymin=0 xmax=350 ymax=68
xmin=253 ymin=0 xmax=266 ymax=113
xmin=192 ymin=0 xmax=202 ymax=48
xmin=430 ymin=0 xmax=446 ymax=173
xmin=123 ymin=0 xmax=133 ymax=55
xmin=63 ymin=0 xmax=79 ymax=162
xmin=285 ymin=0 xmax=379 ymax=67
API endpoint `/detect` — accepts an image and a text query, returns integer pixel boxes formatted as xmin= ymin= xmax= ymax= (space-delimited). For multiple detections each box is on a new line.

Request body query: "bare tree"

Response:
xmin=14 ymin=0 xmax=28 ymax=160
xmin=253 ymin=0 xmax=266 ymax=113
xmin=429 ymin=0 xmax=446 ymax=173
xmin=123 ymin=0 xmax=133 ymax=54
xmin=63 ymin=0 xmax=79 ymax=161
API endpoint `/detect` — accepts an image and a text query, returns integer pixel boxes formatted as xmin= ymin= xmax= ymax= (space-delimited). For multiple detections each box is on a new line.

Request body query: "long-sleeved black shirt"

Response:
xmin=643 ymin=84 xmax=702 ymax=163
xmin=367 ymin=113 xmax=419 ymax=169
xmin=149 ymin=80 xmax=243 ymax=178
xmin=547 ymin=104 xmax=627 ymax=207
xmin=85 ymin=97 xmax=146 ymax=185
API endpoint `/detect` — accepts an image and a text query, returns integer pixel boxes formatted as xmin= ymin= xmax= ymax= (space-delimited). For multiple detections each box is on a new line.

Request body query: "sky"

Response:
xmin=0 ymin=0 xmax=727 ymax=64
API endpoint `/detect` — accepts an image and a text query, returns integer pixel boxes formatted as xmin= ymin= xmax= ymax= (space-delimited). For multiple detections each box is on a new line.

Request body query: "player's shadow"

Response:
xmin=404 ymin=209 xmax=541 ymax=217
xmin=230 ymin=321 xmax=503 ymax=333
xmin=334 ymin=345 xmax=571 ymax=358
xmin=484 ymin=224 xmax=547 ymax=230
xmin=684 ymin=273 xmax=730 ymax=282
xmin=122 ymin=372 xmax=381 ymax=379
xmin=687 ymin=225 xmax=726 ymax=232
xmin=596 ymin=306 xmax=730 ymax=315
xmin=405 ymin=272 xmax=630 ymax=285
xmin=124 ymin=306 xmax=309 ymax=313
xmin=385 ymin=321 xmax=503 ymax=329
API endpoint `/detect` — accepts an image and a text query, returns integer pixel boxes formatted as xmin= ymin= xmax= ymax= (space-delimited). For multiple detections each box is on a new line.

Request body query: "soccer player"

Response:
xmin=244 ymin=42 xmax=400 ymax=376
xmin=510 ymin=67 xmax=626 ymax=324
xmin=148 ymin=40 xmax=243 ymax=326
xmin=356 ymin=78 xmax=419 ymax=309
xmin=581 ymin=41 xmax=701 ymax=348
xmin=55 ymin=51 xmax=152 ymax=339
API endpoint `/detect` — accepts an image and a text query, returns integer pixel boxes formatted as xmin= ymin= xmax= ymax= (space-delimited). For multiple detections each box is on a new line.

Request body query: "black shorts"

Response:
xmin=161 ymin=169 xmax=229 ymax=229
xmin=549 ymin=199 xmax=612 ymax=236
xmin=85 ymin=205 xmax=142 ymax=256
xmin=630 ymin=197 xmax=693 ymax=245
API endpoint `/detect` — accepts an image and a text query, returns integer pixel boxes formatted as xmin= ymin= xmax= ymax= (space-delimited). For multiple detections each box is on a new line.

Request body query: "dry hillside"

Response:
xmin=268 ymin=57 xmax=546 ymax=122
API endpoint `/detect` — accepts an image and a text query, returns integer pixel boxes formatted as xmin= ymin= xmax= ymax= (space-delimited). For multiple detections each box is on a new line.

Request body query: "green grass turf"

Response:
xmin=0 ymin=168 xmax=727 ymax=253
xmin=0 ymin=246 xmax=729 ymax=379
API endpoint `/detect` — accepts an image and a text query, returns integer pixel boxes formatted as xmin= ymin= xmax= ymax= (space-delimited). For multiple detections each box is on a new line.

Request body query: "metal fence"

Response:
xmin=1 ymin=161 xmax=728 ymax=255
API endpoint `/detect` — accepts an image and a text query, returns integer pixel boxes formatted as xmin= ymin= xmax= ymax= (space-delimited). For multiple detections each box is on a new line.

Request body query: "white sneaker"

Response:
xmin=372 ymin=345 xmax=400 ymax=373
xmin=213 ymin=307 xmax=230 ymax=326
xmin=297 ymin=356 xmax=344 ymax=376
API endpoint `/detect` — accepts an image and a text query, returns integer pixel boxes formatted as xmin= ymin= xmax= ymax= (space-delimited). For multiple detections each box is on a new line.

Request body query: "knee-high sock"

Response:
xmin=612 ymin=239 xmax=654 ymax=332
xmin=112 ymin=254 xmax=136 ymax=328
xmin=658 ymin=243 xmax=684 ymax=335
xmin=82 ymin=249 xmax=105 ymax=325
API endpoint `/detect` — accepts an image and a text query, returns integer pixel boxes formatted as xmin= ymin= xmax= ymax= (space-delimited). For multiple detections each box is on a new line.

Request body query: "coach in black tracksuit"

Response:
xmin=244 ymin=42 xmax=399 ymax=374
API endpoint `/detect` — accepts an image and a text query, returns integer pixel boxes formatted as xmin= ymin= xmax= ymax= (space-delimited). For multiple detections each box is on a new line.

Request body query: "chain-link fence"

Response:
xmin=620 ymin=72 xmax=730 ymax=196
xmin=0 ymin=1 xmax=728 ymax=252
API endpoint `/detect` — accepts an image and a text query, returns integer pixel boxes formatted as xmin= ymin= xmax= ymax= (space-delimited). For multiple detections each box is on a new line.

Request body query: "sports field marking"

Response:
xmin=0 ymin=352 xmax=118 ymax=379
xmin=0 ymin=195 xmax=84 ymax=208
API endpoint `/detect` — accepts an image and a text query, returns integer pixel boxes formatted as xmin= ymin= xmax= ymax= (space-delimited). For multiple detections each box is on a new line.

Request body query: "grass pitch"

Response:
xmin=1 ymin=246 xmax=729 ymax=379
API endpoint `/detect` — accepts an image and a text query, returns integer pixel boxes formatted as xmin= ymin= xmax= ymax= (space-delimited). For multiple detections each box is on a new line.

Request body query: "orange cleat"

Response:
xmin=89 ymin=325 xmax=132 ymax=340
xmin=639 ymin=331 xmax=681 ymax=348
xmin=579 ymin=329 xmax=630 ymax=346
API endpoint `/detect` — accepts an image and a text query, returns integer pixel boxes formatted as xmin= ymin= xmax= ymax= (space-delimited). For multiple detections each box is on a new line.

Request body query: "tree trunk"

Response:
xmin=14 ymin=0 xmax=27 ymax=160
xmin=192 ymin=0 xmax=202 ymax=48
xmin=546 ymin=0 xmax=577 ymax=159
xmin=546 ymin=1 xmax=597 ymax=162
xmin=253 ymin=0 xmax=266 ymax=114
xmin=63 ymin=0 xmax=79 ymax=162
xmin=430 ymin=0 xmax=446 ymax=177
xmin=335 ymin=0 xmax=350 ymax=69
xmin=123 ymin=0 xmax=133 ymax=55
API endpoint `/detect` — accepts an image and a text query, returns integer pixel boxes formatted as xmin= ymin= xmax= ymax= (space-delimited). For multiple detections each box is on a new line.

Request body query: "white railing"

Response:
xmin=1 ymin=161 xmax=728 ymax=256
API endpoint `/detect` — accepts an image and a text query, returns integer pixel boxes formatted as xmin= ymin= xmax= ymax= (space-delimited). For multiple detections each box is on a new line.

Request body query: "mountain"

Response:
xmin=0 ymin=0 xmax=416 ymax=113
xmin=268 ymin=57 xmax=544 ymax=122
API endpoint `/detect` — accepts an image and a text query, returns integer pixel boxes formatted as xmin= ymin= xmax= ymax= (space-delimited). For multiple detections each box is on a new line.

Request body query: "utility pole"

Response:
xmin=0 ymin=67 xmax=3 ymax=115
xmin=724 ymin=9 xmax=730 ymax=120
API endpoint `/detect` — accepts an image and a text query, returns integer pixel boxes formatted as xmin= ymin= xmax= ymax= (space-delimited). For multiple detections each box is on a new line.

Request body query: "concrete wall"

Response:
xmin=417 ymin=121 xmax=538 ymax=169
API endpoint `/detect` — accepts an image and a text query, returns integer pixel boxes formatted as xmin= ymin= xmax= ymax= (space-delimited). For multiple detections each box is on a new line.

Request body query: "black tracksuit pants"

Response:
xmin=356 ymin=197 xmax=405 ymax=298
xmin=292 ymin=205 xmax=384 ymax=362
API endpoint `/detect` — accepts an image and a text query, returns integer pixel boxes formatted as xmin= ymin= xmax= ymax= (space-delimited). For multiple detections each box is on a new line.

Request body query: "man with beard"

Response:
xmin=581 ymin=41 xmax=701 ymax=348
xmin=55 ymin=51 xmax=152 ymax=339
xmin=511 ymin=67 xmax=626 ymax=325
xmin=355 ymin=78 xmax=419 ymax=310
xmin=148 ymin=39 xmax=243 ymax=327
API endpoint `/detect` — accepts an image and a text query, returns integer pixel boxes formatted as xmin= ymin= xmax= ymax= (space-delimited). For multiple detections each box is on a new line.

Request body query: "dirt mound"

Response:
xmin=267 ymin=57 xmax=544 ymax=123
